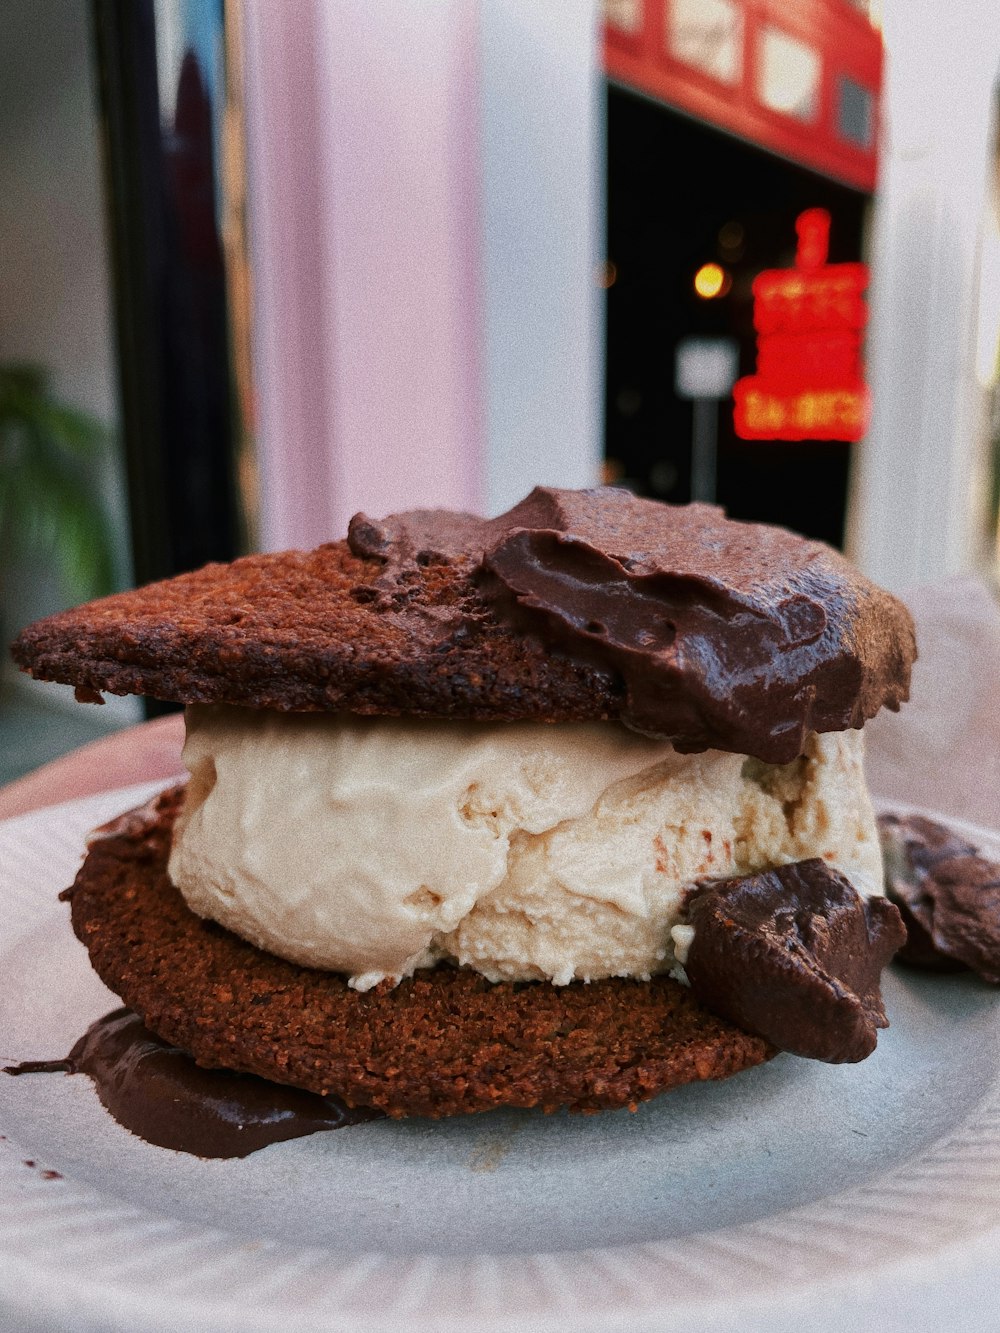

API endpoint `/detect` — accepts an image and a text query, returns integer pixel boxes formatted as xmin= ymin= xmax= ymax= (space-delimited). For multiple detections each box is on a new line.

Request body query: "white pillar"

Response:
xmin=480 ymin=0 xmax=604 ymax=516
xmin=848 ymin=0 xmax=999 ymax=590
xmin=242 ymin=0 xmax=602 ymax=550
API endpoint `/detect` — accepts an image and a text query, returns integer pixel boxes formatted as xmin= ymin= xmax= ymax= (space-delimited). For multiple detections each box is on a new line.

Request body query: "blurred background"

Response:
xmin=2 ymin=0 xmax=999 ymax=784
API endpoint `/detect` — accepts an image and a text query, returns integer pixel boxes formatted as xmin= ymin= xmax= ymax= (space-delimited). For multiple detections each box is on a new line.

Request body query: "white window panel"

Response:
xmin=604 ymin=0 xmax=642 ymax=34
xmin=669 ymin=0 xmax=742 ymax=85
xmin=759 ymin=26 xmax=821 ymax=121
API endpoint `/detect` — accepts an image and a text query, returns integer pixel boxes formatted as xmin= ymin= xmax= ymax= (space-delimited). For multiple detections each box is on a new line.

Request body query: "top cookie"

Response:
xmin=11 ymin=486 xmax=915 ymax=763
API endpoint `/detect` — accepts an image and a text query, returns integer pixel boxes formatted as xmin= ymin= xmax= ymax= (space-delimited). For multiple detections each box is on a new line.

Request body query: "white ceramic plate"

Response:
xmin=0 ymin=784 xmax=998 ymax=1333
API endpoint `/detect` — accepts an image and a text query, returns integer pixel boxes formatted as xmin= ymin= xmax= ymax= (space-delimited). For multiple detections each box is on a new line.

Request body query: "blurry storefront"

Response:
xmin=89 ymin=0 xmax=890 ymax=577
xmin=82 ymin=0 xmax=1000 ymax=591
xmin=602 ymin=0 xmax=882 ymax=547
xmin=29 ymin=0 xmax=998 ymax=608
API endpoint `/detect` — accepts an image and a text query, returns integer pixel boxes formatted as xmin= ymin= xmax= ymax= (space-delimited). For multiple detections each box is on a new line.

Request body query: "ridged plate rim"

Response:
xmin=0 ymin=783 xmax=998 ymax=1333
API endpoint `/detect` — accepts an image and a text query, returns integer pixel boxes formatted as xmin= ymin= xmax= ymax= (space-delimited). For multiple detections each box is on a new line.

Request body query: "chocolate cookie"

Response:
xmin=62 ymin=788 xmax=774 ymax=1117
xmin=13 ymin=486 xmax=915 ymax=763
xmin=13 ymin=538 xmax=613 ymax=727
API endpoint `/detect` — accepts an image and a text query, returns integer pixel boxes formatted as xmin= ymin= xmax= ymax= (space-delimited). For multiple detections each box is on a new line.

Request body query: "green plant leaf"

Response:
xmin=1 ymin=379 xmax=106 ymax=459
xmin=0 ymin=363 xmax=117 ymax=602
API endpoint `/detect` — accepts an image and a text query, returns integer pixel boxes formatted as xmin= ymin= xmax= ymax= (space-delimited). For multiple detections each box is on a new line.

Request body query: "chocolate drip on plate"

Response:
xmin=3 ymin=1059 xmax=74 ymax=1076
xmin=4 ymin=1009 xmax=382 ymax=1158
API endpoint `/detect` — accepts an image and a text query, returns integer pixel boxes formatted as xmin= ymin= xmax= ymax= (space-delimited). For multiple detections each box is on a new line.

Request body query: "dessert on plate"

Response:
xmin=11 ymin=486 xmax=915 ymax=1117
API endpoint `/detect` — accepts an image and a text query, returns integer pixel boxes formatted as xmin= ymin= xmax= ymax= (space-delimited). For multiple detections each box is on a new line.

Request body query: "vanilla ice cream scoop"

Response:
xmin=168 ymin=706 xmax=883 ymax=989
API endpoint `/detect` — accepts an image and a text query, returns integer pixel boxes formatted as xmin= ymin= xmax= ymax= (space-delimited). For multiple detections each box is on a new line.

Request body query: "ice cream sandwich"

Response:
xmin=12 ymin=486 xmax=915 ymax=1116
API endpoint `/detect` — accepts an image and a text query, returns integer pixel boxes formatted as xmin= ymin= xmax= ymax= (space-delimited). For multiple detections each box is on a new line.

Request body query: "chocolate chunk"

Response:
xmin=684 ymin=860 xmax=906 ymax=1063
xmin=477 ymin=487 xmax=913 ymax=762
xmin=351 ymin=486 xmax=915 ymax=763
xmin=878 ymin=813 xmax=1000 ymax=983
xmin=348 ymin=506 xmax=498 ymax=568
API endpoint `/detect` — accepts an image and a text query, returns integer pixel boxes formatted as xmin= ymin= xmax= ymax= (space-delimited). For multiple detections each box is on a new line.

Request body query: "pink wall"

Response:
xmin=243 ymin=0 xmax=484 ymax=549
xmin=242 ymin=0 xmax=340 ymax=551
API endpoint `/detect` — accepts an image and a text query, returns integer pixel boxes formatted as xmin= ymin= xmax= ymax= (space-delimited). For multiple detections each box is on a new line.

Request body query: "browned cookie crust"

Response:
xmin=62 ymin=788 xmax=774 ymax=1117
xmin=13 ymin=540 xmax=621 ymax=723
xmin=11 ymin=490 xmax=915 ymax=759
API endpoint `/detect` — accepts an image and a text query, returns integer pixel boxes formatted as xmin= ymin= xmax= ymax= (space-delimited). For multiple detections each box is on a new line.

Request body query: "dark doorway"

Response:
xmin=605 ymin=84 xmax=868 ymax=549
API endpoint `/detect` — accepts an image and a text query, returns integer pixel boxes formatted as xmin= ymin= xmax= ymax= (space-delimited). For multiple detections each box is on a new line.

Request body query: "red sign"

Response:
xmin=604 ymin=0 xmax=882 ymax=194
xmin=733 ymin=209 xmax=870 ymax=442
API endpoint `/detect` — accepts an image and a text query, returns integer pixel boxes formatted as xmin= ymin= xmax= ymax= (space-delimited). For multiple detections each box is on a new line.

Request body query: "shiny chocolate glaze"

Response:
xmin=683 ymin=860 xmax=906 ymax=1063
xmin=879 ymin=813 xmax=1000 ymax=983
xmin=4 ymin=1009 xmax=382 ymax=1158
xmin=349 ymin=486 xmax=915 ymax=763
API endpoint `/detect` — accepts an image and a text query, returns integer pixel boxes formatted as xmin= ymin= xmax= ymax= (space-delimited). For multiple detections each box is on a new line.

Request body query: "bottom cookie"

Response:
xmin=62 ymin=787 xmax=774 ymax=1118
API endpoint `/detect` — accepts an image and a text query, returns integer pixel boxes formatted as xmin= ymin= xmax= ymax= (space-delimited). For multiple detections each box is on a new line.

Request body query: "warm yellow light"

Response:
xmin=596 ymin=260 xmax=618 ymax=289
xmin=694 ymin=262 xmax=728 ymax=299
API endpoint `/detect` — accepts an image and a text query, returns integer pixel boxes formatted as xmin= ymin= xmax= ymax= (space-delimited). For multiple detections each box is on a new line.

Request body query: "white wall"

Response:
xmin=480 ymin=1 xmax=604 ymax=516
xmin=849 ymin=0 xmax=1000 ymax=590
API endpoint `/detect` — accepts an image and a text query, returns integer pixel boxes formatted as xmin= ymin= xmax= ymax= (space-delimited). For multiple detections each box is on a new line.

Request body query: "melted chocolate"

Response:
xmin=683 ymin=860 xmax=906 ymax=1063
xmin=878 ymin=813 xmax=1000 ymax=983
xmin=349 ymin=486 xmax=915 ymax=763
xmin=4 ymin=1009 xmax=382 ymax=1158
xmin=3 ymin=1059 xmax=73 ymax=1075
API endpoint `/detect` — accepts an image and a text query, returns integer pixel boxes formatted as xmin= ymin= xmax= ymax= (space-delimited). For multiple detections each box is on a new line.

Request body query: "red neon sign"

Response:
xmin=733 ymin=209 xmax=870 ymax=442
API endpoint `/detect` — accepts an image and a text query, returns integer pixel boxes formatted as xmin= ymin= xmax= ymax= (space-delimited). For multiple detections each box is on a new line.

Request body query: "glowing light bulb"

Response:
xmin=596 ymin=260 xmax=618 ymax=289
xmin=694 ymin=262 xmax=729 ymax=299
